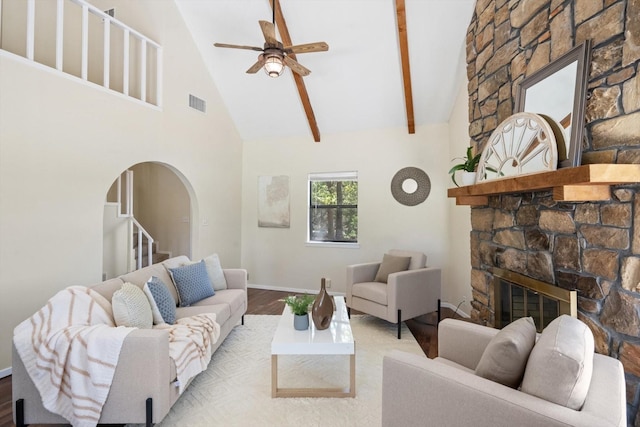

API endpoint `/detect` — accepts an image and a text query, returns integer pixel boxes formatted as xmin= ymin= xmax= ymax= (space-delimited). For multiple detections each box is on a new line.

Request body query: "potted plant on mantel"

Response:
xmin=448 ymin=146 xmax=481 ymax=187
xmin=282 ymin=294 xmax=315 ymax=330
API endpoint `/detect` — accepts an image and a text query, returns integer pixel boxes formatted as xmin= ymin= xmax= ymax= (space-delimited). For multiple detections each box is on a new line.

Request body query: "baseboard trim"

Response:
xmin=441 ymin=301 xmax=470 ymax=318
xmin=0 ymin=366 xmax=12 ymax=378
xmin=248 ymin=283 xmax=345 ymax=297
xmin=248 ymin=284 xmax=469 ymax=318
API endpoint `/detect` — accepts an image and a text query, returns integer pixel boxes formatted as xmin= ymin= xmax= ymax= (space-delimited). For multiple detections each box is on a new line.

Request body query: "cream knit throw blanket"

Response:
xmin=157 ymin=313 xmax=220 ymax=394
xmin=13 ymin=286 xmax=133 ymax=427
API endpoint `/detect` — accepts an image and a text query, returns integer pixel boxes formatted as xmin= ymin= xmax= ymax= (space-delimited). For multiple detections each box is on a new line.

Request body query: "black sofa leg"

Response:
xmin=347 ymin=307 xmax=351 ymax=318
xmin=16 ymin=398 xmax=26 ymax=427
xmin=146 ymin=397 xmax=153 ymax=427
xmin=242 ymin=315 xmax=245 ymax=325
xmin=397 ymin=309 xmax=402 ymax=339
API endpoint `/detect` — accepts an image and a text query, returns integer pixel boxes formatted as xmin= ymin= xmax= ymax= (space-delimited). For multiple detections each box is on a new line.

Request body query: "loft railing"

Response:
xmin=0 ymin=0 xmax=162 ymax=107
xmin=116 ymin=170 xmax=154 ymax=271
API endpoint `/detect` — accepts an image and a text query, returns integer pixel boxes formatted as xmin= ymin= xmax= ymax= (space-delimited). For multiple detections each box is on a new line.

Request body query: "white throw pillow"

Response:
xmin=112 ymin=282 xmax=153 ymax=329
xmin=475 ymin=316 xmax=536 ymax=388
xmin=521 ymin=315 xmax=594 ymax=410
xmin=203 ymin=253 xmax=228 ymax=291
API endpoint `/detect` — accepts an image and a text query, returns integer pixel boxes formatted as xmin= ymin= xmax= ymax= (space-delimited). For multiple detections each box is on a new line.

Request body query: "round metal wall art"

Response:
xmin=390 ymin=167 xmax=431 ymax=206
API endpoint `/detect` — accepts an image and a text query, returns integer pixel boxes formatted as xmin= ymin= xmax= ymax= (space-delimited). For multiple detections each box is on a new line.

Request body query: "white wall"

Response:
xmin=445 ymin=81 xmax=473 ymax=316
xmin=241 ymin=125 xmax=450 ymax=295
xmin=0 ymin=0 xmax=243 ymax=370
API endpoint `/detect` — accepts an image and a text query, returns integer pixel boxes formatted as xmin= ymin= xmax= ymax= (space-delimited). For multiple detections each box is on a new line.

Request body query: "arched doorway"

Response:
xmin=103 ymin=162 xmax=193 ymax=279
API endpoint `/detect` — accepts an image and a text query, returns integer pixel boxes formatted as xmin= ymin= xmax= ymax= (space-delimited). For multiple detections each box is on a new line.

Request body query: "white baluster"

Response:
xmin=26 ymin=0 xmax=35 ymax=60
xmin=56 ymin=0 xmax=64 ymax=70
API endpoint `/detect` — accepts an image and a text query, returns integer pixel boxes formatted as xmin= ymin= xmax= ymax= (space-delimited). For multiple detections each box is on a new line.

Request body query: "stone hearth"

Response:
xmin=466 ymin=1 xmax=640 ymax=424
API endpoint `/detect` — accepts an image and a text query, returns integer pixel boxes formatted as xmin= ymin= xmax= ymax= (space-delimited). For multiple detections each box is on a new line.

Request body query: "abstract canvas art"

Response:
xmin=258 ymin=175 xmax=290 ymax=228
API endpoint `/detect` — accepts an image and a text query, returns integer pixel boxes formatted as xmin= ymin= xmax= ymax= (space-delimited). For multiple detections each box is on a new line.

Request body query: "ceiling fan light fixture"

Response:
xmin=263 ymin=54 xmax=284 ymax=78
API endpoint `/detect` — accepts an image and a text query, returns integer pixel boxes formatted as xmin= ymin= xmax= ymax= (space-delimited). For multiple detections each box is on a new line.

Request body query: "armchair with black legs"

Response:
xmin=345 ymin=250 xmax=441 ymax=339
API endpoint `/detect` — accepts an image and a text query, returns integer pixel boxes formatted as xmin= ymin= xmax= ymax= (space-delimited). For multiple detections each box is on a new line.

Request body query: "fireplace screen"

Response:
xmin=493 ymin=268 xmax=577 ymax=332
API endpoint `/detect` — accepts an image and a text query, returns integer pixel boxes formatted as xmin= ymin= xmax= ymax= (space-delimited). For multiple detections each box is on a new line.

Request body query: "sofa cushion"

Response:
xmin=521 ymin=315 xmax=594 ymax=410
xmin=176 ymin=303 xmax=231 ymax=325
xmin=144 ymin=277 xmax=176 ymax=325
xmin=351 ymin=282 xmax=388 ymax=305
xmin=112 ymin=282 xmax=153 ymax=329
xmin=374 ymin=254 xmax=412 ymax=283
xmin=203 ymin=254 xmax=228 ymax=291
xmin=475 ymin=316 xmax=536 ymax=388
xmin=168 ymin=260 xmax=214 ymax=307
xmin=192 ymin=289 xmax=246 ymax=315
xmin=89 ymin=277 xmax=125 ymax=302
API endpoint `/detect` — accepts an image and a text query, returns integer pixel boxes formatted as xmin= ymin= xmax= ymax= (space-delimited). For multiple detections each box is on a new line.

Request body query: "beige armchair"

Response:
xmin=382 ymin=319 xmax=626 ymax=427
xmin=346 ymin=250 xmax=441 ymax=339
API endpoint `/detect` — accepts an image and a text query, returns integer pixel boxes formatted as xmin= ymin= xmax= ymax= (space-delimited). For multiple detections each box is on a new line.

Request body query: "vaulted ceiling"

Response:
xmin=175 ymin=0 xmax=475 ymax=142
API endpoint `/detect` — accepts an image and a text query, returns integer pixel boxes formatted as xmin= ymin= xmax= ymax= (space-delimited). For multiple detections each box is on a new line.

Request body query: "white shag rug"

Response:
xmin=138 ymin=314 xmax=425 ymax=427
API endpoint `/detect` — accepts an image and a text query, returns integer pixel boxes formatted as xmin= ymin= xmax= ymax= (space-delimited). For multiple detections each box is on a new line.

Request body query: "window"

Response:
xmin=308 ymin=172 xmax=358 ymax=243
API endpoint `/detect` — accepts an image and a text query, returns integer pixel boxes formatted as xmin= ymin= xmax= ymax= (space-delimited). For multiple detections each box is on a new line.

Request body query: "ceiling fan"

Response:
xmin=213 ymin=5 xmax=328 ymax=78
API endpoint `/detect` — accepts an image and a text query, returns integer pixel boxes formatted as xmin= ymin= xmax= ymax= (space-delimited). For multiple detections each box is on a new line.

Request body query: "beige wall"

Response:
xmin=0 ymin=0 xmax=243 ymax=370
xmin=241 ymin=125 xmax=451 ymax=295
xmin=445 ymin=82 xmax=472 ymax=316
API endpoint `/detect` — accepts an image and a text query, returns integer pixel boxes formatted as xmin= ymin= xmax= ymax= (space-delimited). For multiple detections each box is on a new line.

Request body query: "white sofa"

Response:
xmin=382 ymin=318 xmax=626 ymax=427
xmin=12 ymin=255 xmax=247 ymax=426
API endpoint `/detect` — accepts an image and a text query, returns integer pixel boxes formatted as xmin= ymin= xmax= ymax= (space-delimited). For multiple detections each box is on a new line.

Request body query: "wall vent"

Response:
xmin=104 ymin=8 xmax=115 ymax=17
xmin=189 ymin=94 xmax=206 ymax=113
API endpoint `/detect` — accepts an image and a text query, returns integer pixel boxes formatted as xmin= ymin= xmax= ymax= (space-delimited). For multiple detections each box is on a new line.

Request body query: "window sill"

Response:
xmin=305 ymin=241 xmax=360 ymax=249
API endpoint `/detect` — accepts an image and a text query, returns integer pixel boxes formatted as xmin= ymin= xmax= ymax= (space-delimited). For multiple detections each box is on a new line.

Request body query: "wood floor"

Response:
xmin=0 ymin=288 xmax=461 ymax=427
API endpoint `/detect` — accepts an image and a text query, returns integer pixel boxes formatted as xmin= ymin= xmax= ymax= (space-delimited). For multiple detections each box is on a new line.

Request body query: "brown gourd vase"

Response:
xmin=312 ymin=278 xmax=335 ymax=330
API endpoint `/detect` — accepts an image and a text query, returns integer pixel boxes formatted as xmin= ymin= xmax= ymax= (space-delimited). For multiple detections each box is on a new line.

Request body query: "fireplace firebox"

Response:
xmin=493 ymin=268 xmax=577 ymax=333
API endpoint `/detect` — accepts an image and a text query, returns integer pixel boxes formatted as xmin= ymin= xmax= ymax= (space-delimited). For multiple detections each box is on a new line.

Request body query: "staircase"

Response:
xmin=133 ymin=237 xmax=169 ymax=268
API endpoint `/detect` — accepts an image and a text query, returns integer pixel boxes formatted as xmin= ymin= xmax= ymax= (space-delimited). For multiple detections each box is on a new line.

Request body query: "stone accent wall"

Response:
xmin=466 ymin=1 xmax=640 ymax=424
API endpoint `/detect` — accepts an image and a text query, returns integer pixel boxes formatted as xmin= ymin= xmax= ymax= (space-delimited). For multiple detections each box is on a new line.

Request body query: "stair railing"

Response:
xmin=115 ymin=169 xmax=155 ymax=271
xmin=131 ymin=217 xmax=154 ymax=271
xmin=2 ymin=0 xmax=162 ymax=107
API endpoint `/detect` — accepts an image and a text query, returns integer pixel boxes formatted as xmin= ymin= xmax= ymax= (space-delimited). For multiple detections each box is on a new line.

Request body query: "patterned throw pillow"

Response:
xmin=203 ymin=253 xmax=228 ymax=291
xmin=169 ymin=260 xmax=214 ymax=307
xmin=112 ymin=282 xmax=153 ymax=329
xmin=144 ymin=277 xmax=176 ymax=325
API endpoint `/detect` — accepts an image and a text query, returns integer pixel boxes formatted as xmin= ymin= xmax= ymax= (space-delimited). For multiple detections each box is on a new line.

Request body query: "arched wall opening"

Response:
xmin=103 ymin=161 xmax=197 ymax=279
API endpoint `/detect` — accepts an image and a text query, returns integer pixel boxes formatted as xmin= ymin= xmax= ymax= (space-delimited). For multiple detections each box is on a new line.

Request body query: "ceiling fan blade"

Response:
xmin=259 ymin=20 xmax=278 ymax=45
xmin=214 ymin=43 xmax=264 ymax=52
xmin=283 ymin=56 xmax=311 ymax=76
xmin=284 ymin=42 xmax=329 ymax=54
xmin=246 ymin=56 xmax=266 ymax=74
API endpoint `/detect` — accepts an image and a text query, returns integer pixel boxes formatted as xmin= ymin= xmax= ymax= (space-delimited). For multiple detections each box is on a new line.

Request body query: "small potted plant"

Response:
xmin=282 ymin=294 xmax=315 ymax=330
xmin=448 ymin=146 xmax=481 ymax=187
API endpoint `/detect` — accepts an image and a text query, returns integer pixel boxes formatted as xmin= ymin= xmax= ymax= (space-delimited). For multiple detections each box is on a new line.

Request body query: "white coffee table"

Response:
xmin=271 ymin=296 xmax=356 ymax=398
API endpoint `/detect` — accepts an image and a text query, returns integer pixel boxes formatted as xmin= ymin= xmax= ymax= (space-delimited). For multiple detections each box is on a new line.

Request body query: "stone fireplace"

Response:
xmin=466 ymin=0 xmax=640 ymax=424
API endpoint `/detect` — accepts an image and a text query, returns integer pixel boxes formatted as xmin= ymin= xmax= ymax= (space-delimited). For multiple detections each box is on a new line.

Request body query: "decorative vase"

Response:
xmin=312 ymin=278 xmax=335 ymax=330
xmin=293 ymin=313 xmax=309 ymax=330
xmin=461 ymin=171 xmax=476 ymax=186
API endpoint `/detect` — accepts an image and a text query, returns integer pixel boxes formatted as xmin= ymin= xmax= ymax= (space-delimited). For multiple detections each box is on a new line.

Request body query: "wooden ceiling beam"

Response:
xmin=270 ymin=0 xmax=321 ymax=142
xmin=395 ymin=0 xmax=415 ymax=134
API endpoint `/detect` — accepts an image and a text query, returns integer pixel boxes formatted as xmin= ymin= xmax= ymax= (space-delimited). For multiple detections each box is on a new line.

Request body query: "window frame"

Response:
xmin=307 ymin=171 xmax=359 ymax=247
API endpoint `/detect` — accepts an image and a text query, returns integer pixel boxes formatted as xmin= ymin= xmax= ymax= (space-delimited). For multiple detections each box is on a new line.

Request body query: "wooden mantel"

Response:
xmin=448 ymin=164 xmax=640 ymax=206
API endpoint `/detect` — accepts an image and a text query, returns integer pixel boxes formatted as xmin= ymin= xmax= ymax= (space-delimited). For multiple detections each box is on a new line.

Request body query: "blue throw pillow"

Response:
xmin=146 ymin=277 xmax=177 ymax=324
xmin=169 ymin=260 xmax=214 ymax=307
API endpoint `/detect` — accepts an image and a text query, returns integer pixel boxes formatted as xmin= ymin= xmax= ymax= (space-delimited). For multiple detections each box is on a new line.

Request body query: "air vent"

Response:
xmin=104 ymin=8 xmax=115 ymax=17
xmin=189 ymin=94 xmax=206 ymax=113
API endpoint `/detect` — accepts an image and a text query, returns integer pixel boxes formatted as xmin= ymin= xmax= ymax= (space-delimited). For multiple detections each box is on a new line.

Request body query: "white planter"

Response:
xmin=461 ymin=171 xmax=477 ymax=186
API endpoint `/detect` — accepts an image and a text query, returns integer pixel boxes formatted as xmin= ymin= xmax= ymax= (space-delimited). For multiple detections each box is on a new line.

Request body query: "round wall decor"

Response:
xmin=390 ymin=167 xmax=431 ymax=206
